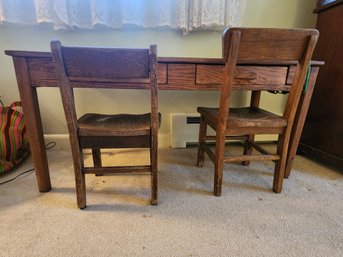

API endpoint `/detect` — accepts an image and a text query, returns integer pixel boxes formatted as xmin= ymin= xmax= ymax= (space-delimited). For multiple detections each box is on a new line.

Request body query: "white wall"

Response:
xmin=0 ymin=0 xmax=317 ymax=145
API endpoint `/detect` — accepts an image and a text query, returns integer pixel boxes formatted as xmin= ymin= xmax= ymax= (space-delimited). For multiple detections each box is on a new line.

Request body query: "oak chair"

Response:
xmin=50 ymin=41 xmax=160 ymax=209
xmin=196 ymin=28 xmax=319 ymax=195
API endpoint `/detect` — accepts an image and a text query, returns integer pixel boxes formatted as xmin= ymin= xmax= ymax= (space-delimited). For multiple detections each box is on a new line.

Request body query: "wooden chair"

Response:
xmin=196 ymin=28 xmax=319 ymax=195
xmin=50 ymin=41 xmax=160 ymax=209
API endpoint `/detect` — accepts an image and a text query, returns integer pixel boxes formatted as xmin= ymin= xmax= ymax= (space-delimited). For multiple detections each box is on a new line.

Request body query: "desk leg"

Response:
xmin=285 ymin=67 xmax=319 ymax=178
xmin=13 ymin=57 xmax=51 ymax=192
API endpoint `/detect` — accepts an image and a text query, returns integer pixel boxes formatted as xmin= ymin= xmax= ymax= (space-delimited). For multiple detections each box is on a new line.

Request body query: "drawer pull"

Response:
xmin=234 ymin=71 xmax=257 ymax=80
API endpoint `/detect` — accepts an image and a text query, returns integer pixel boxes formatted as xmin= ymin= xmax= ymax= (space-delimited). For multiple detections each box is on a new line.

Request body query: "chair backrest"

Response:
xmin=50 ymin=41 xmax=158 ymax=137
xmin=223 ymin=28 xmax=318 ymax=63
xmin=220 ymin=27 xmax=319 ymax=122
xmin=60 ymin=47 xmax=150 ymax=80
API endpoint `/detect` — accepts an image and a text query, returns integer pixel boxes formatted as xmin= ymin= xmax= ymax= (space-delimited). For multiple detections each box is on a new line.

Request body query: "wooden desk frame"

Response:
xmin=5 ymin=50 xmax=321 ymax=192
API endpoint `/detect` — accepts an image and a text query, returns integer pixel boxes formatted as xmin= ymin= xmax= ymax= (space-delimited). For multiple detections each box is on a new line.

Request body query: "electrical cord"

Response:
xmin=0 ymin=141 xmax=56 ymax=185
xmin=45 ymin=141 xmax=56 ymax=150
xmin=0 ymin=168 xmax=35 ymax=185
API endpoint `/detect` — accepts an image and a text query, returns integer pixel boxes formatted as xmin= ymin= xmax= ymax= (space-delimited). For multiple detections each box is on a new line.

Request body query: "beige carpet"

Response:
xmin=0 ymin=144 xmax=342 ymax=257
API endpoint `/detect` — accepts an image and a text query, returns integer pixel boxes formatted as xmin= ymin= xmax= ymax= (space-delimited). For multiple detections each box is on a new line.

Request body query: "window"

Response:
xmin=0 ymin=0 xmax=245 ymax=34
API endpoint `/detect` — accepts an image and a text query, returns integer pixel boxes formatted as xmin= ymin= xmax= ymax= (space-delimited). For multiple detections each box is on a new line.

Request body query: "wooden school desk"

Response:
xmin=5 ymin=50 xmax=322 ymax=192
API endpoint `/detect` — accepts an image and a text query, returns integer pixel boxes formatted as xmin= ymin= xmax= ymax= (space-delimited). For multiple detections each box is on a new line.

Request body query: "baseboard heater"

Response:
xmin=171 ymin=113 xmax=215 ymax=148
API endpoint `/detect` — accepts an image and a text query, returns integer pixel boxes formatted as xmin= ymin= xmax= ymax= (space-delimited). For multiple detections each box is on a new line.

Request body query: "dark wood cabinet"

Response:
xmin=299 ymin=0 xmax=343 ymax=167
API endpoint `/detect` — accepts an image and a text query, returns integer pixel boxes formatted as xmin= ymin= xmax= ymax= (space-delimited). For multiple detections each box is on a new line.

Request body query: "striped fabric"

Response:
xmin=0 ymin=101 xmax=29 ymax=173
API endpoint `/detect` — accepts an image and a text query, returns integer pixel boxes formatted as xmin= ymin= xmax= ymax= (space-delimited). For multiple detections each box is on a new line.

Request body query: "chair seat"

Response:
xmin=78 ymin=113 xmax=161 ymax=137
xmin=198 ymin=107 xmax=287 ymax=130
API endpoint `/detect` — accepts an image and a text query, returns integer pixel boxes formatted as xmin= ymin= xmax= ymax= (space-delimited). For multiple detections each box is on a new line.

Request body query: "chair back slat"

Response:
xmin=223 ymin=28 xmax=318 ymax=63
xmin=62 ymin=47 xmax=150 ymax=80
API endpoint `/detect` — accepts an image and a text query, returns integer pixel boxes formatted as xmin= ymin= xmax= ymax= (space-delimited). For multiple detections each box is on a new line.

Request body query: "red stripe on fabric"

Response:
xmin=3 ymin=108 xmax=12 ymax=161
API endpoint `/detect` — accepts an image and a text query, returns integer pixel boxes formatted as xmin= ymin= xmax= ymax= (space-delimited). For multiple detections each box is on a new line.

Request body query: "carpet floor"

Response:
xmin=0 ymin=144 xmax=342 ymax=257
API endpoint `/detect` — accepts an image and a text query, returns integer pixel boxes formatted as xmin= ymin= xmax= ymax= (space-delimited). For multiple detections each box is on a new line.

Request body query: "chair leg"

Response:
xmin=150 ymin=170 xmax=158 ymax=205
xmin=273 ymin=134 xmax=287 ymax=193
xmin=243 ymin=90 xmax=260 ymax=166
xmin=75 ymin=164 xmax=86 ymax=209
xmin=284 ymin=164 xmax=292 ymax=179
xmin=150 ymin=136 xmax=158 ymax=205
xmin=242 ymin=135 xmax=254 ymax=166
xmin=92 ymin=148 xmax=103 ymax=176
xmin=214 ymin=131 xmax=226 ymax=196
xmin=150 ymin=164 xmax=158 ymax=206
xmin=197 ymin=115 xmax=207 ymax=167
xmin=72 ymin=147 xmax=86 ymax=209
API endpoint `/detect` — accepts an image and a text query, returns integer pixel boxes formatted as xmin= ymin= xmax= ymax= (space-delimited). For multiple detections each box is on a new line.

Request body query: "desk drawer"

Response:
xmin=168 ymin=64 xmax=196 ymax=85
xmin=157 ymin=63 xmax=167 ymax=84
xmin=196 ymin=65 xmax=288 ymax=86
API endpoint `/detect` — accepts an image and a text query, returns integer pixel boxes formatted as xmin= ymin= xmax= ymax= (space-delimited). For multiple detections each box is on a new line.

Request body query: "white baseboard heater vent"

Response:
xmin=171 ymin=113 xmax=215 ymax=148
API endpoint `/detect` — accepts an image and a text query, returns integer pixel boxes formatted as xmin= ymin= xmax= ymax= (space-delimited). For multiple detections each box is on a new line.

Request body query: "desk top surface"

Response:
xmin=5 ymin=50 xmax=324 ymax=66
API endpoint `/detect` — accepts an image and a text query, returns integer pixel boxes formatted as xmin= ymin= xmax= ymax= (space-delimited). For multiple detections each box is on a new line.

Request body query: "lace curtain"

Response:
xmin=0 ymin=0 xmax=245 ymax=34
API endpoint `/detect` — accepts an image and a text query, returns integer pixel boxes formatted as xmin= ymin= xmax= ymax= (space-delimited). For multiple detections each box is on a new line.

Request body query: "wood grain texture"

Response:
xmin=168 ymin=64 xmax=196 ymax=85
xmin=196 ymin=65 xmax=288 ymax=86
xmin=4 ymin=47 xmax=323 ymax=195
xmin=79 ymin=135 xmax=150 ymax=149
xmin=50 ymin=41 xmax=160 ymax=208
xmin=12 ymin=57 xmax=51 ymax=192
xmin=285 ymin=67 xmax=319 ymax=178
xmin=300 ymin=2 xmax=343 ymax=167
xmin=223 ymin=28 xmax=319 ymax=62
xmin=7 ymin=50 xmax=321 ymax=91
xmin=197 ymin=27 xmax=319 ymax=195
xmin=157 ymin=63 xmax=167 ymax=84
xmin=62 ymin=47 xmax=150 ymax=78
xmin=78 ymin=113 xmax=161 ymax=136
